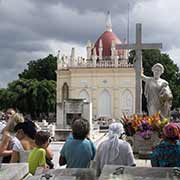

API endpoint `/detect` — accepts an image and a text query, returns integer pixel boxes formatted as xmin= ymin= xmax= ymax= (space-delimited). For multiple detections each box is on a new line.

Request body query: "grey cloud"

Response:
xmin=32 ymin=0 xmax=147 ymax=15
xmin=0 ymin=0 xmax=180 ymax=88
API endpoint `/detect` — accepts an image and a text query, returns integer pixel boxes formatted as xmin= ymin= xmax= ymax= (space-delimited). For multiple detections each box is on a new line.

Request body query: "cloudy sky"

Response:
xmin=0 ymin=0 xmax=180 ymax=87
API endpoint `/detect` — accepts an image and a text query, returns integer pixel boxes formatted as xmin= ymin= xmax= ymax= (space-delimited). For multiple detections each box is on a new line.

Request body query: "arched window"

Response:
xmin=98 ymin=89 xmax=111 ymax=117
xmin=62 ymin=83 xmax=69 ymax=100
xmin=121 ymin=89 xmax=133 ymax=115
xmin=79 ymin=90 xmax=90 ymax=102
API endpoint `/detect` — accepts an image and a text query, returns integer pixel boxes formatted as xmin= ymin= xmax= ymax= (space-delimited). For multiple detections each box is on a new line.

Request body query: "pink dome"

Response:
xmin=94 ymin=31 xmax=124 ymax=57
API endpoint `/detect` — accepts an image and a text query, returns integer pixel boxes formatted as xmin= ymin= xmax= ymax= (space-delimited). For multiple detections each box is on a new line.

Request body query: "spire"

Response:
xmin=98 ymin=39 xmax=103 ymax=60
xmin=70 ymin=47 xmax=75 ymax=59
xmin=70 ymin=47 xmax=76 ymax=66
xmin=57 ymin=50 xmax=60 ymax=61
xmin=86 ymin=40 xmax=91 ymax=60
xmin=106 ymin=11 xmax=112 ymax=32
xmin=57 ymin=50 xmax=61 ymax=70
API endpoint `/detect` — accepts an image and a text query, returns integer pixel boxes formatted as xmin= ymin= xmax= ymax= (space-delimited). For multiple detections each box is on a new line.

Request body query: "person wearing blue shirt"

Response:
xmin=151 ymin=123 xmax=180 ymax=167
xmin=59 ymin=118 xmax=96 ymax=168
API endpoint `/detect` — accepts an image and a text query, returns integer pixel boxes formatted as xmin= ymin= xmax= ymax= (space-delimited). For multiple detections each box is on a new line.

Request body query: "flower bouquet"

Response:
xmin=121 ymin=112 xmax=169 ymax=139
xmin=121 ymin=112 xmax=169 ymax=153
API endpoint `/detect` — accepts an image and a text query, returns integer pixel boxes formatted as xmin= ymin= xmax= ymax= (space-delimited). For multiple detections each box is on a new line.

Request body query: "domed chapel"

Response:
xmin=56 ymin=12 xmax=136 ymax=127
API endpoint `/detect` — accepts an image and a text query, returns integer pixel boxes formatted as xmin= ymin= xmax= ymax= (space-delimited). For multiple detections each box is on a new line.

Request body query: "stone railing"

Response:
xmin=58 ymin=61 xmax=134 ymax=70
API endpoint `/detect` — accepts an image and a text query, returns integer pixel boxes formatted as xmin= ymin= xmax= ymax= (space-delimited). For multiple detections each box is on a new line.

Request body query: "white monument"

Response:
xmin=142 ymin=63 xmax=173 ymax=117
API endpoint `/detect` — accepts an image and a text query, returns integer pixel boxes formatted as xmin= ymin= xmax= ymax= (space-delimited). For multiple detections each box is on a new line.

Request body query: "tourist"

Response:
xmin=66 ymin=118 xmax=96 ymax=157
xmin=0 ymin=112 xmax=24 ymax=163
xmin=0 ymin=112 xmax=6 ymax=133
xmin=0 ymin=130 xmax=11 ymax=154
xmin=0 ymin=108 xmax=16 ymax=134
xmin=10 ymin=121 xmax=36 ymax=163
xmin=141 ymin=63 xmax=173 ymax=118
xmin=151 ymin=123 xmax=180 ymax=167
xmin=59 ymin=118 xmax=96 ymax=168
xmin=28 ymin=131 xmax=51 ymax=175
xmin=95 ymin=122 xmax=136 ymax=176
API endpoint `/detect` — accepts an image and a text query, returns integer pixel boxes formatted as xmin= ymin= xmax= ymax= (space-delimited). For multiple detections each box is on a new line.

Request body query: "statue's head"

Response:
xmin=152 ymin=63 xmax=164 ymax=78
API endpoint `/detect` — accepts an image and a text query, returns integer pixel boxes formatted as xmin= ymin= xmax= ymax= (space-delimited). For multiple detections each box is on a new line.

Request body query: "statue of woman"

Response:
xmin=141 ymin=63 xmax=173 ymax=118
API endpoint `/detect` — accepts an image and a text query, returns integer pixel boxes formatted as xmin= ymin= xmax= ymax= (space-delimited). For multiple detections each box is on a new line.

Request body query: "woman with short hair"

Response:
xmin=59 ymin=118 xmax=96 ymax=168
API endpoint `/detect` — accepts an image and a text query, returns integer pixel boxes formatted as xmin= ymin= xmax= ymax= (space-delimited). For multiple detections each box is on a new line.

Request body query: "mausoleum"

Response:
xmin=56 ymin=12 xmax=136 ymax=127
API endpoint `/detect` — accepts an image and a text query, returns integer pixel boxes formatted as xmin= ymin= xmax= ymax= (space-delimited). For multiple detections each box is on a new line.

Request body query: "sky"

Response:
xmin=0 ymin=0 xmax=180 ymax=87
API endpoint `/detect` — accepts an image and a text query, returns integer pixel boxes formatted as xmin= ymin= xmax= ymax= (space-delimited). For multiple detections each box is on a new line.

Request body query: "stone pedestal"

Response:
xmin=133 ymin=132 xmax=160 ymax=154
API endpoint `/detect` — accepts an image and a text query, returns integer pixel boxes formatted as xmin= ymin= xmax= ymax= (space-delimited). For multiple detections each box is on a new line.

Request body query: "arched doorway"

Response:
xmin=98 ymin=89 xmax=111 ymax=117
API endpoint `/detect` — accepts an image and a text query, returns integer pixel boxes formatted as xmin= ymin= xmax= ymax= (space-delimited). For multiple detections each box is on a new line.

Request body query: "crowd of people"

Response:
xmin=0 ymin=108 xmax=54 ymax=174
xmin=1 ymin=108 xmax=180 ymax=177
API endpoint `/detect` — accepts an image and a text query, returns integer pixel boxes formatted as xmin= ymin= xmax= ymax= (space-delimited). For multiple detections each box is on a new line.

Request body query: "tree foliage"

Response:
xmin=0 ymin=54 xmax=57 ymax=119
xmin=0 ymin=79 xmax=56 ymax=118
xmin=129 ymin=49 xmax=180 ymax=111
xmin=19 ymin=54 xmax=57 ymax=81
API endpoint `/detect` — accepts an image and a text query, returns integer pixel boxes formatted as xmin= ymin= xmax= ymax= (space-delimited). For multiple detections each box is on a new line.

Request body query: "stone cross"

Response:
xmin=116 ymin=23 xmax=162 ymax=114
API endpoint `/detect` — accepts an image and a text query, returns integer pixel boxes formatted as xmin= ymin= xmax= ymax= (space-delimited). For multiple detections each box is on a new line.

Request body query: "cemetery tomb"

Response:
xmin=99 ymin=165 xmax=180 ymax=180
xmin=26 ymin=168 xmax=96 ymax=180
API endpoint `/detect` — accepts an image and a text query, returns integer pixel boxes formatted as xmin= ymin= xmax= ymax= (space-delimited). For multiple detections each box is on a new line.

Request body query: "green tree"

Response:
xmin=19 ymin=54 xmax=57 ymax=81
xmin=129 ymin=49 xmax=180 ymax=111
xmin=0 ymin=79 xmax=56 ymax=118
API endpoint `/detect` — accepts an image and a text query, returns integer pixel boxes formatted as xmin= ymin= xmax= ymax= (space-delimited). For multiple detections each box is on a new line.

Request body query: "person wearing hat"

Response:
xmin=95 ymin=122 xmax=135 ymax=176
xmin=151 ymin=123 xmax=180 ymax=167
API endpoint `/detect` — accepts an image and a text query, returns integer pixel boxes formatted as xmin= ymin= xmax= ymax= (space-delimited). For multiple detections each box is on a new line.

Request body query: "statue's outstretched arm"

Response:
xmin=141 ymin=73 xmax=150 ymax=82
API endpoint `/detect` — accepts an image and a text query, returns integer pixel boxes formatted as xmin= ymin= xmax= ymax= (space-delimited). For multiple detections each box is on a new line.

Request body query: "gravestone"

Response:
xmin=0 ymin=163 xmax=28 ymax=180
xmin=27 ymin=168 xmax=96 ymax=180
xmin=99 ymin=165 xmax=180 ymax=180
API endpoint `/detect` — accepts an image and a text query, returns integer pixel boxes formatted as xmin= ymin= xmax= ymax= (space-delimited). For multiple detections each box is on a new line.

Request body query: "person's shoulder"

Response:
xmin=97 ymin=140 xmax=106 ymax=150
xmin=119 ymin=140 xmax=132 ymax=149
xmin=176 ymin=141 xmax=180 ymax=146
xmin=80 ymin=139 xmax=95 ymax=148
xmin=36 ymin=148 xmax=46 ymax=154
xmin=12 ymin=136 xmax=20 ymax=143
xmin=155 ymin=141 xmax=172 ymax=150
xmin=82 ymin=139 xmax=92 ymax=145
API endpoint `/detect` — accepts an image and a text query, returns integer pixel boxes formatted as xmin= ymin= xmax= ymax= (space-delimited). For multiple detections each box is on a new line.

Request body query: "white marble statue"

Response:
xmin=141 ymin=63 xmax=173 ymax=118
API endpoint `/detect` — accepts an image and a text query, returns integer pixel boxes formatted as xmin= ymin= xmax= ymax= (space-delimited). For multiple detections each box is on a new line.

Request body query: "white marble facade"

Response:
xmin=56 ymin=12 xmax=136 ymax=123
xmin=56 ymin=67 xmax=135 ymax=121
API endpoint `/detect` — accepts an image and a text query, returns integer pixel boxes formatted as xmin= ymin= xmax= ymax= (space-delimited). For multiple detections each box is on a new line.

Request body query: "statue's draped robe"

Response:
xmin=143 ymin=77 xmax=172 ymax=117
